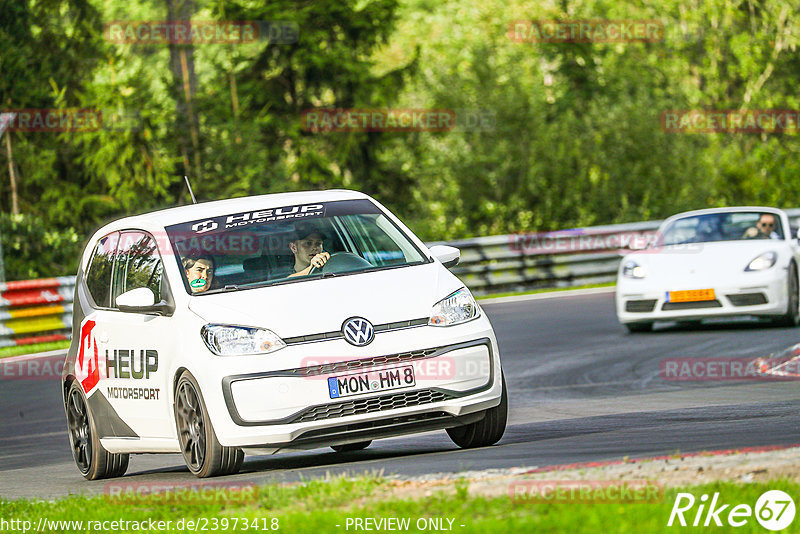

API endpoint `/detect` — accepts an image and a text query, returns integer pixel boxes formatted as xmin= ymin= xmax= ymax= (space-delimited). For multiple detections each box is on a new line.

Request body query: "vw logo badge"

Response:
xmin=342 ymin=317 xmax=375 ymax=347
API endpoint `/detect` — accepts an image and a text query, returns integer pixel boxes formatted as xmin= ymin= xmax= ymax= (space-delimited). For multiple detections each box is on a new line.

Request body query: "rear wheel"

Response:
xmin=447 ymin=374 xmax=507 ymax=449
xmin=775 ymin=262 xmax=800 ymax=327
xmin=66 ymin=382 xmax=129 ymax=480
xmin=331 ymin=441 xmax=371 ymax=452
xmin=625 ymin=322 xmax=653 ymax=333
xmin=175 ymin=372 xmax=244 ymax=478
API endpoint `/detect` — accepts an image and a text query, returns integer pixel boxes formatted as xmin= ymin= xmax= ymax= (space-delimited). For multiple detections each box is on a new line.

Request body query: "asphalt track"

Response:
xmin=3 ymin=289 xmax=800 ymax=499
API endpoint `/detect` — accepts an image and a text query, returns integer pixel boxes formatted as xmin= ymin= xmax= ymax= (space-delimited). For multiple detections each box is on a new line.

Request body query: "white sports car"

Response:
xmin=62 ymin=190 xmax=506 ymax=479
xmin=616 ymin=207 xmax=800 ymax=332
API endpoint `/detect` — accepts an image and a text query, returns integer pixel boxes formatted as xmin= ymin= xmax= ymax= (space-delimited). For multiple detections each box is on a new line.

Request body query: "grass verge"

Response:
xmin=477 ymin=282 xmax=615 ymax=300
xmin=0 ymin=340 xmax=70 ymax=359
xmin=1 ymin=476 xmax=795 ymax=533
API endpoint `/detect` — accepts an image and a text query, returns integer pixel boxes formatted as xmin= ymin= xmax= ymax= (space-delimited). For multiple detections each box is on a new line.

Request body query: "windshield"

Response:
xmin=165 ymin=199 xmax=429 ymax=294
xmin=660 ymin=211 xmax=785 ymax=246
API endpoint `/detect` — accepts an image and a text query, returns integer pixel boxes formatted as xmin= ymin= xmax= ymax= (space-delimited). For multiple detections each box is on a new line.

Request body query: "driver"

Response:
xmin=288 ymin=223 xmax=330 ymax=277
xmin=182 ymin=255 xmax=215 ymax=293
xmin=743 ymin=213 xmax=780 ymax=239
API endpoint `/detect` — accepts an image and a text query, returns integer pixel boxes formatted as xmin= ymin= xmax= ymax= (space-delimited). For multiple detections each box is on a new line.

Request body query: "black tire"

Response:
xmin=175 ymin=372 xmax=244 ymax=478
xmin=447 ymin=374 xmax=508 ymax=449
xmin=625 ymin=322 xmax=653 ymax=333
xmin=66 ymin=381 xmax=129 ymax=480
xmin=331 ymin=441 xmax=371 ymax=452
xmin=775 ymin=262 xmax=800 ymax=327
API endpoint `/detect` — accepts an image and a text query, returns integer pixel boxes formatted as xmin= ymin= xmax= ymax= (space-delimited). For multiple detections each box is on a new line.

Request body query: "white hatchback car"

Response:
xmin=62 ymin=190 xmax=506 ymax=479
xmin=616 ymin=206 xmax=800 ymax=332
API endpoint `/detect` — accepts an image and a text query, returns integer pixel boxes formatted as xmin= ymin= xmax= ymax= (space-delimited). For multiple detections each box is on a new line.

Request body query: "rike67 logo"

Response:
xmin=668 ymin=490 xmax=796 ymax=530
xmin=76 ymin=318 xmax=101 ymax=393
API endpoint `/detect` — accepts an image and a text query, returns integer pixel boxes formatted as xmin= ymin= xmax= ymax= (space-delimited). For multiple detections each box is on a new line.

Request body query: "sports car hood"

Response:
xmin=624 ymin=240 xmax=790 ymax=284
xmin=187 ymin=262 xmax=460 ymax=338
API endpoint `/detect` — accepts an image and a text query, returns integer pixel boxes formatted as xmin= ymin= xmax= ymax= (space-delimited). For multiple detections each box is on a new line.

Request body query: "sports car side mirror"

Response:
xmin=430 ymin=245 xmax=460 ymax=269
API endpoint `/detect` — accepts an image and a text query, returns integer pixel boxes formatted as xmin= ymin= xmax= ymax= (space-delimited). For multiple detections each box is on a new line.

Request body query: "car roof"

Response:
xmin=96 ymin=189 xmax=370 ymax=233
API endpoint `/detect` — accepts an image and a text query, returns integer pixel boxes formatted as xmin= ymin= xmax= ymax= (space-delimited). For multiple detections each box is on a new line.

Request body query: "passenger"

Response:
xmin=287 ymin=223 xmax=330 ymax=277
xmin=743 ymin=213 xmax=779 ymax=239
xmin=183 ymin=255 xmax=215 ymax=293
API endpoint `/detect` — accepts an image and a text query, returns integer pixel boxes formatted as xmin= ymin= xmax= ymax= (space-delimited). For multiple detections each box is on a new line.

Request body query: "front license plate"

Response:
xmin=666 ymin=288 xmax=716 ymax=303
xmin=328 ymin=365 xmax=415 ymax=399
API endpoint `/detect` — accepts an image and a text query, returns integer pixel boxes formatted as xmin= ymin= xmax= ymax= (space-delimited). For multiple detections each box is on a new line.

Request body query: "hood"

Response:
xmin=624 ymin=240 xmax=789 ymax=285
xmin=187 ymin=262 xmax=459 ymax=338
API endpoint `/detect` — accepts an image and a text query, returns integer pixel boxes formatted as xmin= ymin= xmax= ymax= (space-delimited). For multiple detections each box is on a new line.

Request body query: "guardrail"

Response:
xmin=0 ymin=277 xmax=75 ymax=349
xmin=6 ymin=208 xmax=800 ymax=352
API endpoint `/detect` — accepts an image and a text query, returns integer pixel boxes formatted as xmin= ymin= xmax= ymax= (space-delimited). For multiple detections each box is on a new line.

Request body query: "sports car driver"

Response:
xmin=743 ymin=213 xmax=780 ymax=240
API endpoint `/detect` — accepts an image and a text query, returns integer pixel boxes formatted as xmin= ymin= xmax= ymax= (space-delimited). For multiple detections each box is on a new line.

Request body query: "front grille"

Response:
xmin=662 ymin=300 xmax=722 ymax=311
xmin=287 ymin=348 xmax=440 ymax=377
xmin=625 ymin=299 xmax=657 ymax=312
xmin=288 ymin=389 xmax=454 ymax=424
xmin=727 ymin=293 xmax=768 ymax=306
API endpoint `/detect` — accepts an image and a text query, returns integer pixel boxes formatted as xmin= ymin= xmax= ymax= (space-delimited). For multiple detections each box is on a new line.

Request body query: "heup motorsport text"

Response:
xmin=105 ymin=349 xmax=161 ymax=401
xmin=191 ymin=203 xmax=324 ymax=234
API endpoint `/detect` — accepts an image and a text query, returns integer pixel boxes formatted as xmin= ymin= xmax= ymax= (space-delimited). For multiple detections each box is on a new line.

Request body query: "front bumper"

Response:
xmin=199 ymin=317 xmax=502 ymax=449
xmin=616 ymin=271 xmax=788 ymax=324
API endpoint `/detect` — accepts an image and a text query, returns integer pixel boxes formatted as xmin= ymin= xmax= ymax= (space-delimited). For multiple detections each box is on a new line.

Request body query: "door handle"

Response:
xmin=98 ymin=331 xmax=109 ymax=344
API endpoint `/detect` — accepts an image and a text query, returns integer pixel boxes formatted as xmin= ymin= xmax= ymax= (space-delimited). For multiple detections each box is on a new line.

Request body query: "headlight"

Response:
xmin=201 ymin=325 xmax=286 ymax=356
xmin=622 ymin=260 xmax=647 ymax=279
xmin=429 ymin=288 xmax=479 ymax=326
xmin=745 ymin=251 xmax=777 ymax=272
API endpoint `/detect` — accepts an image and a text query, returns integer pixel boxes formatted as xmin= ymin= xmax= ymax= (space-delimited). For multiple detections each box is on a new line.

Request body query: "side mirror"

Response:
xmin=429 ymin=245 xmax=460 ymax=269
xmin=116 ymin=287 xmax=174 ymax=316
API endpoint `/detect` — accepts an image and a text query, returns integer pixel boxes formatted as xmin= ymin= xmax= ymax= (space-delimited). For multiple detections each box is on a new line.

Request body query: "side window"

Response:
xmin=86 ymin=232 xmax=120 ymax=308
xmin=111 ymin=231 xmax=163 ymax=306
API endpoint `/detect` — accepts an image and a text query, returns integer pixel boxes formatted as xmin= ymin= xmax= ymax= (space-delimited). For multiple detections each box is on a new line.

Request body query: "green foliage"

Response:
xmin=0 ymin=214 xmax=82 ymax=279
xmin=3 ymin=0 xmax=800 ymax=277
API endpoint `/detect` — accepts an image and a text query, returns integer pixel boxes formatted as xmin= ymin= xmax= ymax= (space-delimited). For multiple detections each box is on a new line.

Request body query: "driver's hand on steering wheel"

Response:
xmin=310 ymin=252 xmax=330 ymax=269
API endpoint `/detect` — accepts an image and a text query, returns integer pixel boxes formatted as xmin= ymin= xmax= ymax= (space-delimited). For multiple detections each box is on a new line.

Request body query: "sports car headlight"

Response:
xmin=201 ymin=325 xmax=286 ymax=356
xmin=622 ymin=260 xmax=647 ymax=279
xmin=745 ymin=251 xmax=777 ymax=272
xmin=429 ymin=288 xmax=479 ymax=326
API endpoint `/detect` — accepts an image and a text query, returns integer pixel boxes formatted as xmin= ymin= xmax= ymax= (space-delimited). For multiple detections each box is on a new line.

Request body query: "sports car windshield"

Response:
xmin=660 ymin=211 xmax=785 ymax=246
xmin=166 ymin=199 xmax=429 ymax=294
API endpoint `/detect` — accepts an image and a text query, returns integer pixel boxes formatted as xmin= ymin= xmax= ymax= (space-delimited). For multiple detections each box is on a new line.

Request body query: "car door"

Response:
xmin=100 ymin=230 xmax=175 ymax=439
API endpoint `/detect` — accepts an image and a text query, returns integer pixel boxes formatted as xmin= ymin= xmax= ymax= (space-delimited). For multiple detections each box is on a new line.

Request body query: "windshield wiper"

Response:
xmin=202 ymin=284 xmax=239 ymax=295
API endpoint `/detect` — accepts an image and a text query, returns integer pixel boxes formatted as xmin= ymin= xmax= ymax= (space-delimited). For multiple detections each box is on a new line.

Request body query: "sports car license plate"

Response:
xmin=328 ymin=365 xmax=415 ymax=399
xmin=665 ymin=288 xmax=716 ymax=303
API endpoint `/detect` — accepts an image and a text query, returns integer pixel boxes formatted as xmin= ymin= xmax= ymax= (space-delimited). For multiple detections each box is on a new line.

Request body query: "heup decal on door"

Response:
xmin=75 ymin=317 xmax=101 ymax=393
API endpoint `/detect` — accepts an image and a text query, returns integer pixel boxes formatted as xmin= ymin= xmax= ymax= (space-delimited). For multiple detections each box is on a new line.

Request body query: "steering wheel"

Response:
xmin=308 ymin=252 xmax=373 ymax=276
